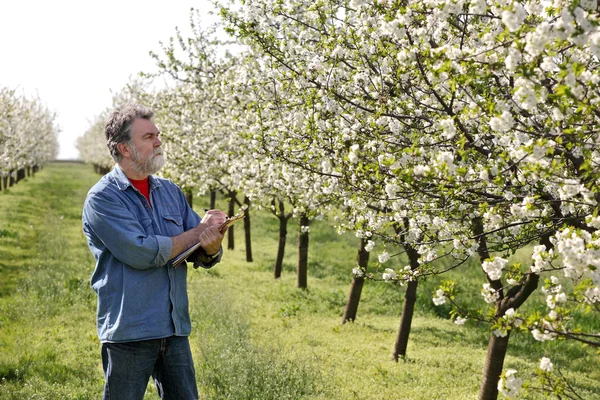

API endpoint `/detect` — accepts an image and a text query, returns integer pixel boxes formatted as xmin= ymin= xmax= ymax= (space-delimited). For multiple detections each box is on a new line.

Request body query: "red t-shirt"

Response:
xmin=129 ymin=177 xmax=151 ymax=205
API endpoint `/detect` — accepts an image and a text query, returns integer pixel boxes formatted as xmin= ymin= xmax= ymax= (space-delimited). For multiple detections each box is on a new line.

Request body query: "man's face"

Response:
xmin=128 ymin=118 xmax=165 ymax=175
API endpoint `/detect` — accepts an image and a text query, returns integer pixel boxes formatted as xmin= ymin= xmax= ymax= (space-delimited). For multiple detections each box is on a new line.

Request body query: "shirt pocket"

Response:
xmin=162 ymin=214 xmax=184 ymax=236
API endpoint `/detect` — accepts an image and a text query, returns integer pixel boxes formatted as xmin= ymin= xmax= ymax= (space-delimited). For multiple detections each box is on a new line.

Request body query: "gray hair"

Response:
xmin=105 ymin=104 xmax=154 ymax=162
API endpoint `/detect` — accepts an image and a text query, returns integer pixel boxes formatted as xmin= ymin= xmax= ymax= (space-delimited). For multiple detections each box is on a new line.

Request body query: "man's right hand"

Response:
xmin=187 ymin=209 xmax=228 ymax=256
xmin=170 ymin=209 xmax=227 ymax=260
xmin=199 ymin=209 xmax=228 ymax=231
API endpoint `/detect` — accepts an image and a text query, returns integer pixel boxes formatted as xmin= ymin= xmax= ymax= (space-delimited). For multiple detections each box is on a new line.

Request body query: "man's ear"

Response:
xmin=117 ymin=142 xmax=131 ymax=159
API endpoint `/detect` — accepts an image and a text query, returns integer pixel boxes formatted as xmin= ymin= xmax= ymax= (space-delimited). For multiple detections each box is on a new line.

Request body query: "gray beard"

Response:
xmin=130 ymin=145 xmax=166 ymax=176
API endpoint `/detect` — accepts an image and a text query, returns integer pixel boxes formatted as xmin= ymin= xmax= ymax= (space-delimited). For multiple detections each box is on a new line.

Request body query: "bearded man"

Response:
xmin=82 ymin=104 xmax=226 ymax=400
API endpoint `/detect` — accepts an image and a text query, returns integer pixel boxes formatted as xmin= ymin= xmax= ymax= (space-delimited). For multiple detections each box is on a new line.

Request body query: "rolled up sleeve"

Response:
xmin=191 ymin=246 xmax=223 ymax=269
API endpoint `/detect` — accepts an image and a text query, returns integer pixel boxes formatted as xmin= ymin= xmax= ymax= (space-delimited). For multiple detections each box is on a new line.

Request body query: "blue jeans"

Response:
xmin=101 ymin=336 xmax=198 ymax=400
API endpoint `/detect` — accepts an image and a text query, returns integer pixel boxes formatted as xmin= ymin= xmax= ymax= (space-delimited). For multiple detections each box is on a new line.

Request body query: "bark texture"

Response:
xmin=243 ymin=196 xmax=253 ymax=262
xmin=210 ymin=190 xmax=216 ymax=209
xmin=478 ymin=333 xmax=511 ymax=400
xmin=393 ymin=243 xmax=420 ymax=361
xmin=297 ymin=214 xmax=310 ymax=289
xmin=16 ymin=169 xmax=25 ymax=183
xmin=274 ymin=200 xmax=291 ymax=279
xmin=227 ymin=191 xmax=236 ymax=250
xmin=342 ymin=238 xmax=370 ymax=323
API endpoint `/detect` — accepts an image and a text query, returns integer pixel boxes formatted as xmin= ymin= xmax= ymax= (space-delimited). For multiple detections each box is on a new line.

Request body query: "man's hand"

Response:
xmin=200 ymin=209 xmax=228 ymax=233
xmin=169 ymin=209 xmax=228 ymax=260
xmin=197 ymin=226 xmax=224 ymax=256
xmin=197 ymin=209 xmax=227 ymax=255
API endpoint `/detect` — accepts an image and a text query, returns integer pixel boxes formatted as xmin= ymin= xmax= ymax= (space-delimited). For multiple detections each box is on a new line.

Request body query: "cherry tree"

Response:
xmin=148 ymin=16 xmax=257 ymax=255
xmin=218 ymin=0 xmax=600 ymax=398
xmin=149 ymin=13 xmax=336 ymax=281
xmin=0 ymin=87 xmax=58 ymax=190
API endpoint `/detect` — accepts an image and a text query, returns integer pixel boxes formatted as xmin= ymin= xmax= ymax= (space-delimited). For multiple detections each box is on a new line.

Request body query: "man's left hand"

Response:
xmin=198 ymin=226 xmax=224 ymax=256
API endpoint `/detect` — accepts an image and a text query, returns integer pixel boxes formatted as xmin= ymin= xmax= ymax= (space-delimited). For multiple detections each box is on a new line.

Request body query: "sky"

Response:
xmin=0 ymin=0 xmax=218 ymax=159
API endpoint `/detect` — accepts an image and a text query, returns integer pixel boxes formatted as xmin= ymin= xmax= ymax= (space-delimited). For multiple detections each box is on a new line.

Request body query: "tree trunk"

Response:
xmin=26 ymin=166 xmax=31 ymax=177
xmin=342 ymin=238 xmax=370 ymax=323
xmin=210 ymin=190 xmax=216 ymax=209
xmin=393 ymin=244 xmax=421 ymax=361
xmin=184 ymin=189 xmax=193 ymax=208
xmin=32 ymin=165 xmax=39 ymax=174
xmin=243 ymin=196 xmax=253 ymax=262
xmin=2 ymin=176 xmax=7 ymax=190
xmin=16 ymin=169 xmax=25 ymax=183
xmin=479 ymin=332 xmax=511 ymax=400
xmin=9 ymin=171 xmax=15 ymax=187
xmin=297 ymin=214 xmax=310 ymax=289
xmin=227 ymin=191 xmax=236 ymax=250
xmin=274 ymin=200 xmax=289 ymax=279
xmin=393 ymin=280 xmax=418 ymax=360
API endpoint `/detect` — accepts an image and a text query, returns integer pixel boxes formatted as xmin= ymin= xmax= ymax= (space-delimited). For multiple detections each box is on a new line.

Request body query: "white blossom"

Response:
xmin=540 ymin=357 xmax=553 ymax=372
xmin=482 ymin=283 xmax=500 ymax=303
xmin=502 ymin=3 xmax=527 ymax=32
xmin=433 ymin=288 xmax=448 ymax=305
xmin=482 ymin=257 xmax=508 ymax=281
xmin=378 ymin=251 xmax=390 ymax=264
xmin=382 ymin=268 xmax=397 ymax=281
xmin=498 ymin=369 xmax=522 ymax=398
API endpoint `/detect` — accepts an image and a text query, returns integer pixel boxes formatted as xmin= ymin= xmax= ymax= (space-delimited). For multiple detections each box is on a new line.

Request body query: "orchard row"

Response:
xmin=0 ymin=87 xmax=58 ymax=190
xmin=77 ymin=1 xmax=600 ymax=399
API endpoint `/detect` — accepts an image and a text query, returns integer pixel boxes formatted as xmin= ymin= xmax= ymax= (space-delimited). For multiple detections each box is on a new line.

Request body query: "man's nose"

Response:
xmin=154 ymin=136 xmax=162 ymax=147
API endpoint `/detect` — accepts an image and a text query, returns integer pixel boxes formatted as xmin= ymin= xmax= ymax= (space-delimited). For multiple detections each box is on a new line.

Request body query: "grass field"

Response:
xmin=0 ymin=162 xmax=598 ymax=399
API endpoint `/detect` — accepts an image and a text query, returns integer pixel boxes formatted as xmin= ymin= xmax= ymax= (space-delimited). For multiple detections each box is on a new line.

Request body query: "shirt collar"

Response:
xmin=112 ymin=164 xmax=162 ymax=191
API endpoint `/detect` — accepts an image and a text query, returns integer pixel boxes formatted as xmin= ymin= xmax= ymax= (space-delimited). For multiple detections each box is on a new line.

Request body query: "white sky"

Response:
xmin=0 ymin=0 xmax=217 ymax=159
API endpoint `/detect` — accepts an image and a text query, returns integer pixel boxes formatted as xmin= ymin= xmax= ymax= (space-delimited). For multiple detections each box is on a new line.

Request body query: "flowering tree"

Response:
xmin=148 ymin=15 xmax=258 ymax=256
xmin=149 ymin=13 xmax=338 ymax=281
xmin=0 ymin=87 xmax=58 ymax=190
xmin=218 ymin=0 xmax=600 ymax=398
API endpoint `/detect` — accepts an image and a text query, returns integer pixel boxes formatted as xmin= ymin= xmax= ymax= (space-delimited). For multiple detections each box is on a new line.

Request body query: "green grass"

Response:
xmin=0 ymin=163 xmax=598 ymax=399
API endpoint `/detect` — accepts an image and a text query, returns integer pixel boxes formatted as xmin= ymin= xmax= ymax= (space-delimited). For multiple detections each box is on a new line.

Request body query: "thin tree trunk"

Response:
xmin=474 ymin=219 xmax=547 ymax=399
xmin=297 ymin=214 xmax=310 ymax=289
xmin=26 ymin=166 xmax=31 ymax=177
xmin=9 ymin=171 xmax=15 ymax=187
xmin=32 ymin=165 xmax=39 ymax=174
xmin=227 ymin=191 xmax=236 ymax=250
xmin=243 ymin=196 xmax=252 ymax=262
xmin=342 ymin=238 xmax=370 ymax=323
xmin=393 ymin=280 xmax=418 ymax=360
xmin=479 ymin=332 xmax=511 ymax=400
xmin=210 ymin=190 xmax=216 ymax=209
xmin=184 ymin=189 xmax=193 ymax=208
xmin=2 ymin=176 xmax=7 ymax=190
xmin=274 ymin=200 xmax=289 ymax=279
xmin=393 ymin=243 xmax=420 ymax=361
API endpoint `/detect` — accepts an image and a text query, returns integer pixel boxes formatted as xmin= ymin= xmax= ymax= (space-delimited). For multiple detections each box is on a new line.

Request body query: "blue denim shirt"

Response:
xmin=82 ymin=165 xmax=221 ymax=343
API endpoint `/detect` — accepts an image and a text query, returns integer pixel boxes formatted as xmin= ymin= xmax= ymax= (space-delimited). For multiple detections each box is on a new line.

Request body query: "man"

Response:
xmin=82 ymin=104 xmax=226 ymax=399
